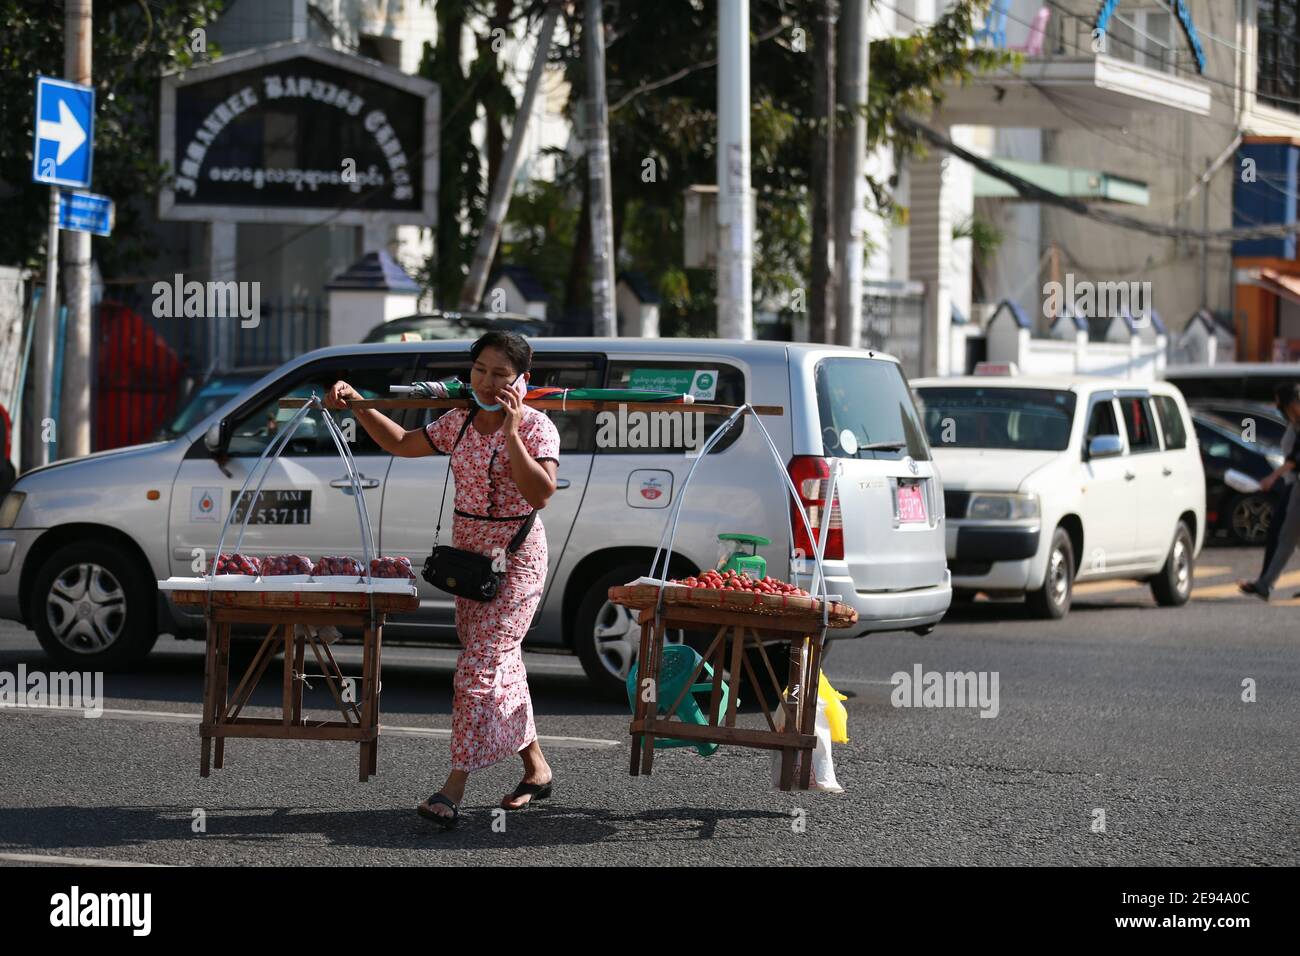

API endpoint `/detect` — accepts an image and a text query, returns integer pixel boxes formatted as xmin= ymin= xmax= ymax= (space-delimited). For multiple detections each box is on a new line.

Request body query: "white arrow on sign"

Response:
xmin=37 ymin=98 xmax=87 ymax=166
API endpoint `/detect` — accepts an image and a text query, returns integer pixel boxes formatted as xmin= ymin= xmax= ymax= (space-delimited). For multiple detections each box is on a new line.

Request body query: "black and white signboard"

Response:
xmin=159 ymin=41 xmax=438 ymax=226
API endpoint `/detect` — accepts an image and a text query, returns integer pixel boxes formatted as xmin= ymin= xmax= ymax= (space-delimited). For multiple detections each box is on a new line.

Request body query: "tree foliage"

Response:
xmin=0 ymin=0 xmax=225 ymax=275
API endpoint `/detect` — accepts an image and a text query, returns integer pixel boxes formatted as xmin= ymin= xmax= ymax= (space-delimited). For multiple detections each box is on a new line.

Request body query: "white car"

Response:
xmin=912 ymin=376 xmax=1205 ymax=618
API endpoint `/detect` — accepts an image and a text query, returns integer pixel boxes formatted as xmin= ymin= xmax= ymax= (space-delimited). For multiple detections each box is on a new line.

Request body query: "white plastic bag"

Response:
xmin=770 ymin=692 xmax=845 ymax=793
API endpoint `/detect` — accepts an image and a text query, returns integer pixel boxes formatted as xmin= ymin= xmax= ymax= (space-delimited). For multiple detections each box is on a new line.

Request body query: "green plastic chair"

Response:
xmin=627 ymin=644 xmax=730 ymax=756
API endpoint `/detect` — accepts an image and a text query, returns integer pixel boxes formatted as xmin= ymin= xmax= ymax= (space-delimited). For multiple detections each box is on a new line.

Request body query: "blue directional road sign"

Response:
xmin=58 ymin=191 xmax=114 ymax=237
xmin=32 ymin=76 xmax=94 ymax=188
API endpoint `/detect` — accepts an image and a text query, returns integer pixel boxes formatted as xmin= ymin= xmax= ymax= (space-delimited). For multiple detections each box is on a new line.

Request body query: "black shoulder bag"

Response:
xmin=421 ymin=407 xmax=538 ymax=601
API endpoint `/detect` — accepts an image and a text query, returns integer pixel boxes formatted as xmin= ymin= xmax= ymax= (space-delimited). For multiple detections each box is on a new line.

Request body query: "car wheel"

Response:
xmin=573 ymin=564 xmax=689 ymax=700
xmin=1150 ymin=521 xmax=1194 ymax=607
xmin=30 ymin=540 xmax=158 ymax=670
xmin=1026 ymin=526 xmax=1074 ymax=620
xmin=1229 ymin=494 xmax=1271 ymax=546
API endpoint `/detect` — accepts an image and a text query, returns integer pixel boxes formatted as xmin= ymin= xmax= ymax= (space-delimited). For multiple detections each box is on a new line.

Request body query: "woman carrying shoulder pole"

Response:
xmin=325 ymin=331 xmax=560 ymax=828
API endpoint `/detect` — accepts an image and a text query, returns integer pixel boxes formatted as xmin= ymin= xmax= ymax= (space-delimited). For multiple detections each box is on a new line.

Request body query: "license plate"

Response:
xmin=896 ymin=482 xmax=927 ymax=523
xmin=230 ymin=490 xmax=312 ymax=525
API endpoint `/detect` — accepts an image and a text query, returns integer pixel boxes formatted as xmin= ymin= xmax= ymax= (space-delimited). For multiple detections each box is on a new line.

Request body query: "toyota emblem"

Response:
xmin=906 ymin=457 xmax=919 ymax=475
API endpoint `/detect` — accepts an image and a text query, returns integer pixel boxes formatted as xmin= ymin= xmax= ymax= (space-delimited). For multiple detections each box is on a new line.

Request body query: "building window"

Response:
xmin=1258 ymin=0 xmax=1300 ymax=112
xmin=1108 ymin=8 xmax=1176 ymax=72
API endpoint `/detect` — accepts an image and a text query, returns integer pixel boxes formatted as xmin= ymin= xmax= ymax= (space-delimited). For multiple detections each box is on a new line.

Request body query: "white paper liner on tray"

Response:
xmin=157 ymin=576 xmax=416 ymax=596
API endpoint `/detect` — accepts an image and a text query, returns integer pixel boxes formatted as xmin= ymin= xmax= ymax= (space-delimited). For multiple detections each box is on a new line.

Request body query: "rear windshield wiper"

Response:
xmin=859 ymin=440 xmax=907 ymax=451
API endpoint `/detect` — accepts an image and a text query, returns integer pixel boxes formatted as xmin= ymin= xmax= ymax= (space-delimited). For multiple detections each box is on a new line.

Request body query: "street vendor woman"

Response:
xmin=324 ymin=331 xmax=560 ymax=828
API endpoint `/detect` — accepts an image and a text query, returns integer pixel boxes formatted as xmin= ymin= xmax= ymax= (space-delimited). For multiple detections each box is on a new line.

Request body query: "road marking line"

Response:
xmin=1073 ymin=564 xmax=1233 ymax=598
xmin=0 ymin=852 xmax=168 ymax=868
xmin=2 ymin=704 xmax=621 ymax=749
xmin=1194 ymin=568 xmax=1300 ymax=600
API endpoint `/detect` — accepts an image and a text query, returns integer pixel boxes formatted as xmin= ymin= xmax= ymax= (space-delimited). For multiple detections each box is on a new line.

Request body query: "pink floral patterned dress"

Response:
xmin=423 ymin=406 xmax=560 ymax=772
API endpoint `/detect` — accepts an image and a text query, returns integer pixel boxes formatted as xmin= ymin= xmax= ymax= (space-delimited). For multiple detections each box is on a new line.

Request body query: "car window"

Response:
xmin=1085 ymin=398 xmax=1120 ymax=446
xmin=226 ymin=359 xmax=414 ymax=457
xmin=412 ymin=355 xmax=603 ymax=454
xmin=1193 ymin=422 xmax=1232 ymax=459
xmin=1118 ymin=395 xmax=1159 ymax=453
xmin=817 ymin=358 xmax=929 ymax=460
xmin=1153 ymin=395 xmax=1188 ymax=450
xmin=603 ymin=361 xmax=745 ymax=454
xmin=916 ymin=387 xmax=1075 ymax=452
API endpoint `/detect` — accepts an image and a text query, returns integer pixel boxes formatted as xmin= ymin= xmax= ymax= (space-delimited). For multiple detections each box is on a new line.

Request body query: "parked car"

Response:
xmin=913 ymin=376 xmax=1205 ymax=619
xmin=362 ymin=310 xmax=545 ymax=343
xmin=1191 ymin=410 xmax=1284 ymax=545
xmin=1189 ymin=400 xmax=1288 ymax=450
xmin=0 ymin=339 xmax=950 ymax=695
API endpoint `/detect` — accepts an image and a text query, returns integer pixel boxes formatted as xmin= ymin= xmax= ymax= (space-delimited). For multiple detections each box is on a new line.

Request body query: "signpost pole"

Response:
xmin=60 ymin=0 xmax=93 ymax=459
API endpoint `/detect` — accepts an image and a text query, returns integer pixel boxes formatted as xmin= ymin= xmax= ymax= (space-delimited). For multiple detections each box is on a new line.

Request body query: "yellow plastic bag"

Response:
xmin=818 ymin=671 xmax=849 ymax=744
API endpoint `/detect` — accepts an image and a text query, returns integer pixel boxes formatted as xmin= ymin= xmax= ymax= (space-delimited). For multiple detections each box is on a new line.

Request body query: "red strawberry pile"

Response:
xmin=671 ymin=569 xmax=811 ymax=596
xmin=261 ymin=554 xmax=313 ymax=576
xmin=214 ymin=553 xmax=260 ymax=576
xmin=312 ymin=555 xmax=364 ymax=577
xmin=370 ymin=556 xmax=415 ymax=579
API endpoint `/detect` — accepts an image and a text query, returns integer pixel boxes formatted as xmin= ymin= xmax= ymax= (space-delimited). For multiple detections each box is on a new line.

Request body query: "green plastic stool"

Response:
xmin=627 ymin=644 xmax=730 ymax=756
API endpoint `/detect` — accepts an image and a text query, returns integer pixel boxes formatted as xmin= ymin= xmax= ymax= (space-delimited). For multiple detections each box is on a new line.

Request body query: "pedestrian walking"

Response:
xmin=325 ymin=331 xmax=560 ymax=827
xmin=1241 ymin=385 xmax=1300 ymax=600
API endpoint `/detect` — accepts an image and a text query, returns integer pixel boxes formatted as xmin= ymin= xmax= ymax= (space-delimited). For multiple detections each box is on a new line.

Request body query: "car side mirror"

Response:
xmin=204 ymin=418 xmax=229 ymax=455
xmin=1087 ymin=434 xmax=1123 ymax=460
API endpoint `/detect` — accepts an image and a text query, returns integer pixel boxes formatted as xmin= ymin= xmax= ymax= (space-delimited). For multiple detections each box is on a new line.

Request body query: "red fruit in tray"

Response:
xmin=369 ymin=556 xmax=414 ymax=579
xmin=312 ymin=555 xmax=364 ymax=577
xmin=261 ymin=554 xmax=313 ymax=576
xmin=214 ymin=553 xmax=260 ymax=576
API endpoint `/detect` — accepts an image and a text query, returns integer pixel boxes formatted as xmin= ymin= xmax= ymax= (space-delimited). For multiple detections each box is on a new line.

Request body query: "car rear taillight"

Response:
xmin=788 ymin=456 xmax=844 ymax=560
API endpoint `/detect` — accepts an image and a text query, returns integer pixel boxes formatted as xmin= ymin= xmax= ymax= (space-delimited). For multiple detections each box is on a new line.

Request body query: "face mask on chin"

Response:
xmin=472 ymin=373 xmax=523 ymax=412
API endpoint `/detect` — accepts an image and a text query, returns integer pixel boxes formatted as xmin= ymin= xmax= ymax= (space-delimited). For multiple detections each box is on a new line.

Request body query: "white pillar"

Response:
xmin=909 ymin=124 xmax=954 ymax=377
xmin=208 ymin=221 xmax=236 ymax=371
xmin=716 ymin=0 xmax=752 ymax=340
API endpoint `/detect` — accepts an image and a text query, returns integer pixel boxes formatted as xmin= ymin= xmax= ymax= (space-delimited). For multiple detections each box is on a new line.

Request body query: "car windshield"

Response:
xmin=815 ymin=357 xmax=930 ymax=460
xmin=916 ymin=387 xmax=1077 ymax=452
xmin=157 ymin=377 xmax=259 ymax=439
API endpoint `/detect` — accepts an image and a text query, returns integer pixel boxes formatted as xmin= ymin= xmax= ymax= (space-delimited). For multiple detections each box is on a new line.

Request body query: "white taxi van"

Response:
xmin=911 ymin=375 xmax=1205 ymax=618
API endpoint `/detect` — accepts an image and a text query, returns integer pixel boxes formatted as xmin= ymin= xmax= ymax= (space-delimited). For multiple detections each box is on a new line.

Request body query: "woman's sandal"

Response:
xmin=417 ymin=793 xmax=460 ymax=830
xmin=501 ymin=780 xmax=553 ymax=810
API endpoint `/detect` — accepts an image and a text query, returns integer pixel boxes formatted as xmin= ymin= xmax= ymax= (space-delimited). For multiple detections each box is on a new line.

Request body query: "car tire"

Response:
xmin=1228 ymin=493 xmax=1271 ymax=546
xmin=1026 ymin=526 xmax=1074 ymax=620
xmin=1150 ymin=521 xmax=1194 ymax=607
xmin=573 ymin=563 xmax=692 ymax=700
xmin=30 ymin=540 xmax=158 ymax=671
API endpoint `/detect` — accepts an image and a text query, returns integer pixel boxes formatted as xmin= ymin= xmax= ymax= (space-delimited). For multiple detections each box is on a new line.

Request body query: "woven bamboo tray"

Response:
xmin=608 ymin=583 xmax=858 ymax=628
xmin=168 ymin=587 xmax=419 ymax=612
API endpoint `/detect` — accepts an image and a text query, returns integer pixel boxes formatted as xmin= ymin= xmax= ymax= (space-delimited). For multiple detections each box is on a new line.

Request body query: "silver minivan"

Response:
xmin=0 ymin=338 xmax=951 ymax=694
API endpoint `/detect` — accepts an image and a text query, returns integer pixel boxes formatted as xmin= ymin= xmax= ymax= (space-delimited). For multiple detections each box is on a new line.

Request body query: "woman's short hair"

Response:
xmin=470 ymin=330 xmax=532 ymax=374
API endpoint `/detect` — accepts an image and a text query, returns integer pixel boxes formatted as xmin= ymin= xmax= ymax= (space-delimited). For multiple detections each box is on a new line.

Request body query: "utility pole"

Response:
xmin=460 ymin=0 xmax=561 ymax=311
xmin=585 ymin=0 xmax=617 ymax=336
xmin=716 ymin=0 xmax=753 ymax=340
xmin=833 ymin=0 xmax=867 ymax=349
xmin=809 ymin=0 xmax=836 ymax=343
xmin=60 ymin=0 xmax=93 ymax=458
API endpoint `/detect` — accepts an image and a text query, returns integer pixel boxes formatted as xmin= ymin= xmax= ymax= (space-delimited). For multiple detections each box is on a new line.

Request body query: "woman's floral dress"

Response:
xmin=424 ymin=405 xmax=560 ymax=771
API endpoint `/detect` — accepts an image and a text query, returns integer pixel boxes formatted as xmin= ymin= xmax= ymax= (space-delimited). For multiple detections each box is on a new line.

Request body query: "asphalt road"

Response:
xmin=0 ymin=543 xmax=1296 ymax=866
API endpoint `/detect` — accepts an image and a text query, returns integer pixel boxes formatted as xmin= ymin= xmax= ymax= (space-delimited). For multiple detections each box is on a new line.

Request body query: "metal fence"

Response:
xmin=90 ymin=292 xmax=328 ymax=450
xmin=862 ymin=280 xmax=925 ymax=377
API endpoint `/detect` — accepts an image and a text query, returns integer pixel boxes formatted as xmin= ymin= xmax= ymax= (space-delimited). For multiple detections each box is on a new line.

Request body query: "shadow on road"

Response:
xmin=0 ymin=803 xmax=788 ymax=852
